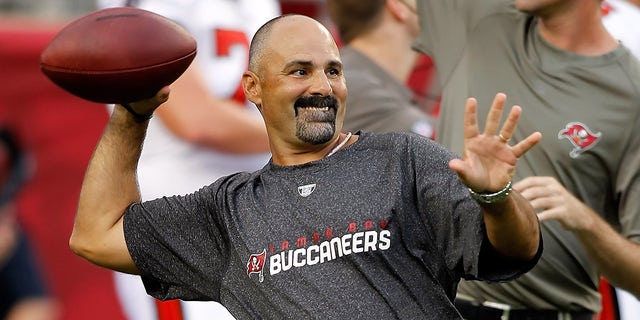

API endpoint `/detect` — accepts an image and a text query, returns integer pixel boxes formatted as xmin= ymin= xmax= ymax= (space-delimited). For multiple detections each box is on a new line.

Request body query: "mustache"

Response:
xmin=294 ymin=95 xmax=338 ymax=110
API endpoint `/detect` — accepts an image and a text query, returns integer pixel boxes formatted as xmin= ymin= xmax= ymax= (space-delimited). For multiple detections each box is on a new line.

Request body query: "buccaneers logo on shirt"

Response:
xmin=247 ymin=249 xmax=267 ymax=282
xmin=558 ymin=122 xmax=601 ymax=158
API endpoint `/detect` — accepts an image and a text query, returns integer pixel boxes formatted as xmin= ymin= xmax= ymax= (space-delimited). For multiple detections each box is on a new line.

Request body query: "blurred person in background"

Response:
xmin=96 ymin=0 xmax=280 ymax=319
xmin=0 ymin=128 xmax=58 ymax=320
xmin=415 ymin=0 xmax=640 ymax=319
xmin=326 ymin=0 xmax=436 ymax=138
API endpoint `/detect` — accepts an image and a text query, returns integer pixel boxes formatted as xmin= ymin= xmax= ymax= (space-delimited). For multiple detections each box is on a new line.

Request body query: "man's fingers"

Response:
xmin=483 ymin=92 xmax=507 ymax=136
xmin=153 ymin=86 xmax=171 ymax=103
xmin=448 ymin=158 xmax=469 ymax=176
xmin=125 ymin=86 xmax=171 ymax=115
xmin=498 ymin=105 xmax=522 ymax=143
xmin=536 ymin=210 xmax=554 ymax=221
xmin=513 ymin=176 xmax=552 ymax=194
xmin=511 ymin=131 xmax=542 ymax=158
xmin=463 ymin=97 xmax=480 ymax=140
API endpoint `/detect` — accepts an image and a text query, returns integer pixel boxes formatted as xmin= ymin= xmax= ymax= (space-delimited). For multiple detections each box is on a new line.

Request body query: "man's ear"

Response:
xmin=387 ymin=0 xmax=411 ymax=22
xmin=242 ymin=71 xmax=262 ymax=108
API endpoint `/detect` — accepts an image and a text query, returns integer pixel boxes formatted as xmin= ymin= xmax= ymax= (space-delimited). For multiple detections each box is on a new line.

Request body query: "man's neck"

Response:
xmin=270 ymin=132 xmax=356 ymax=166
xmin=536 ymin=8 xmax=618 ymax=56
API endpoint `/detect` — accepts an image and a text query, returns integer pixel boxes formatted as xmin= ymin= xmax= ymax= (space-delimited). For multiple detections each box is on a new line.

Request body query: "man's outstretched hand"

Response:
xmin=449 ymin=93 xmax=542 ymax=193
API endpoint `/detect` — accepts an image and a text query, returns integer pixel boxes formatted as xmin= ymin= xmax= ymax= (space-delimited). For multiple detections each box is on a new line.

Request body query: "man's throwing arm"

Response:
xmin=69 ymin=88 xmax=170 ymax=274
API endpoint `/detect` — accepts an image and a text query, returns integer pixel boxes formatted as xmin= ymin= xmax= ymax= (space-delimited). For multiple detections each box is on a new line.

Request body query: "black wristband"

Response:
xmin=120 ymin=103 xmax=153 ymax=122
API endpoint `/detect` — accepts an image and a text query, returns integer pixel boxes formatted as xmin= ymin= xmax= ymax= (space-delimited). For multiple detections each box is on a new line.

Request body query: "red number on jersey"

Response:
xmin=215 ymin=29 xmax=250 ymax=104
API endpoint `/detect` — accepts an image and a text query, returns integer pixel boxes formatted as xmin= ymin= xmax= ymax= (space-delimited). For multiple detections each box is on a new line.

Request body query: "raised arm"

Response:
xmin=449 ymin=93 xmax=542 ymax=260
xmin=69 ymin=88 xmax=170 ymax=274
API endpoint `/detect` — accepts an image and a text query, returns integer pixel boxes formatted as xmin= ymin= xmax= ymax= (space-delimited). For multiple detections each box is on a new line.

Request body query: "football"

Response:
xmin=40 ymin=7 xmax=197 ymax=104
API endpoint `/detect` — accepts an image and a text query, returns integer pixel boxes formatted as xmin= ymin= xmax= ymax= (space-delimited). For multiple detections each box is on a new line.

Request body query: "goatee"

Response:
xmin=294 ymin=95 xmax=338 ymax=144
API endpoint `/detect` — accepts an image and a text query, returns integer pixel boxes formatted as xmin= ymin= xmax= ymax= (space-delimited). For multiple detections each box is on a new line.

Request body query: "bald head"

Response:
xmin=241 ymin=14 xmax=347 ymax=155
xmin=248 ymin=14 xmax=338 ymax=75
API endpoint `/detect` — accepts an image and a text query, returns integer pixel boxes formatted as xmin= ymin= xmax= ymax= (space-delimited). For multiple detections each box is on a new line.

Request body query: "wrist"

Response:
xmin=468 ymin=181 xmax=512 ymax=204
xmin=120 ymin=103 xmax=153 ymax=123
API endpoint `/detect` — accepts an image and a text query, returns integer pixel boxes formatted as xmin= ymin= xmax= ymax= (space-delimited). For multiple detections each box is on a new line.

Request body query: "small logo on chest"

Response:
xmin=558 ymin=122 xmax=601 ymax=158
xmin=246 ymin=249 xmax=266 ymax=282
xmin=297 ymin=184 xmax=316 ymax=197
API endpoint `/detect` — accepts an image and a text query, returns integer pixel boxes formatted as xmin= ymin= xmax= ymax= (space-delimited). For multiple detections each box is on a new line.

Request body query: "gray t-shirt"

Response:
xmin=415 ymin=0 xmax=640 ymax=312
xmin=124 ymin=132 xmax=540 ymax=319
xmin=341 ymin=46 xmax=435 ymax=137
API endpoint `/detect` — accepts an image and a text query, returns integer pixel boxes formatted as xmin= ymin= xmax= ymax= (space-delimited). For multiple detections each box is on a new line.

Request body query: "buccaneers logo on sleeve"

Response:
xmin=247 ymin=249 xmax=267 ymax=282
xmin=558 ymin=122 xmax=601 ymax=158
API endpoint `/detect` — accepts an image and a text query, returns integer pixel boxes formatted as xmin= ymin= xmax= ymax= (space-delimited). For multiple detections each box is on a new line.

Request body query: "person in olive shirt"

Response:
xmin=327 ymin=0 xmax=436 ymax=137
xmin=414 ymin=0 xmax=640 ymax=319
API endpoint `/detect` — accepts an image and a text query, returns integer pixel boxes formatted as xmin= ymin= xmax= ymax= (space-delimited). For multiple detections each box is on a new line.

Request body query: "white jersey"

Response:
xmin=99 ymin=0 xmax=278 ymax=199
xmin=97 ymin=1 xmax=280 ymax=319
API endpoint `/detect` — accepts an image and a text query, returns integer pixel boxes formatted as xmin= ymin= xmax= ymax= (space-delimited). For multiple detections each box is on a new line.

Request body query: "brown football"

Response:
xmin=40 ymin=6 xmax=197 ymax=104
